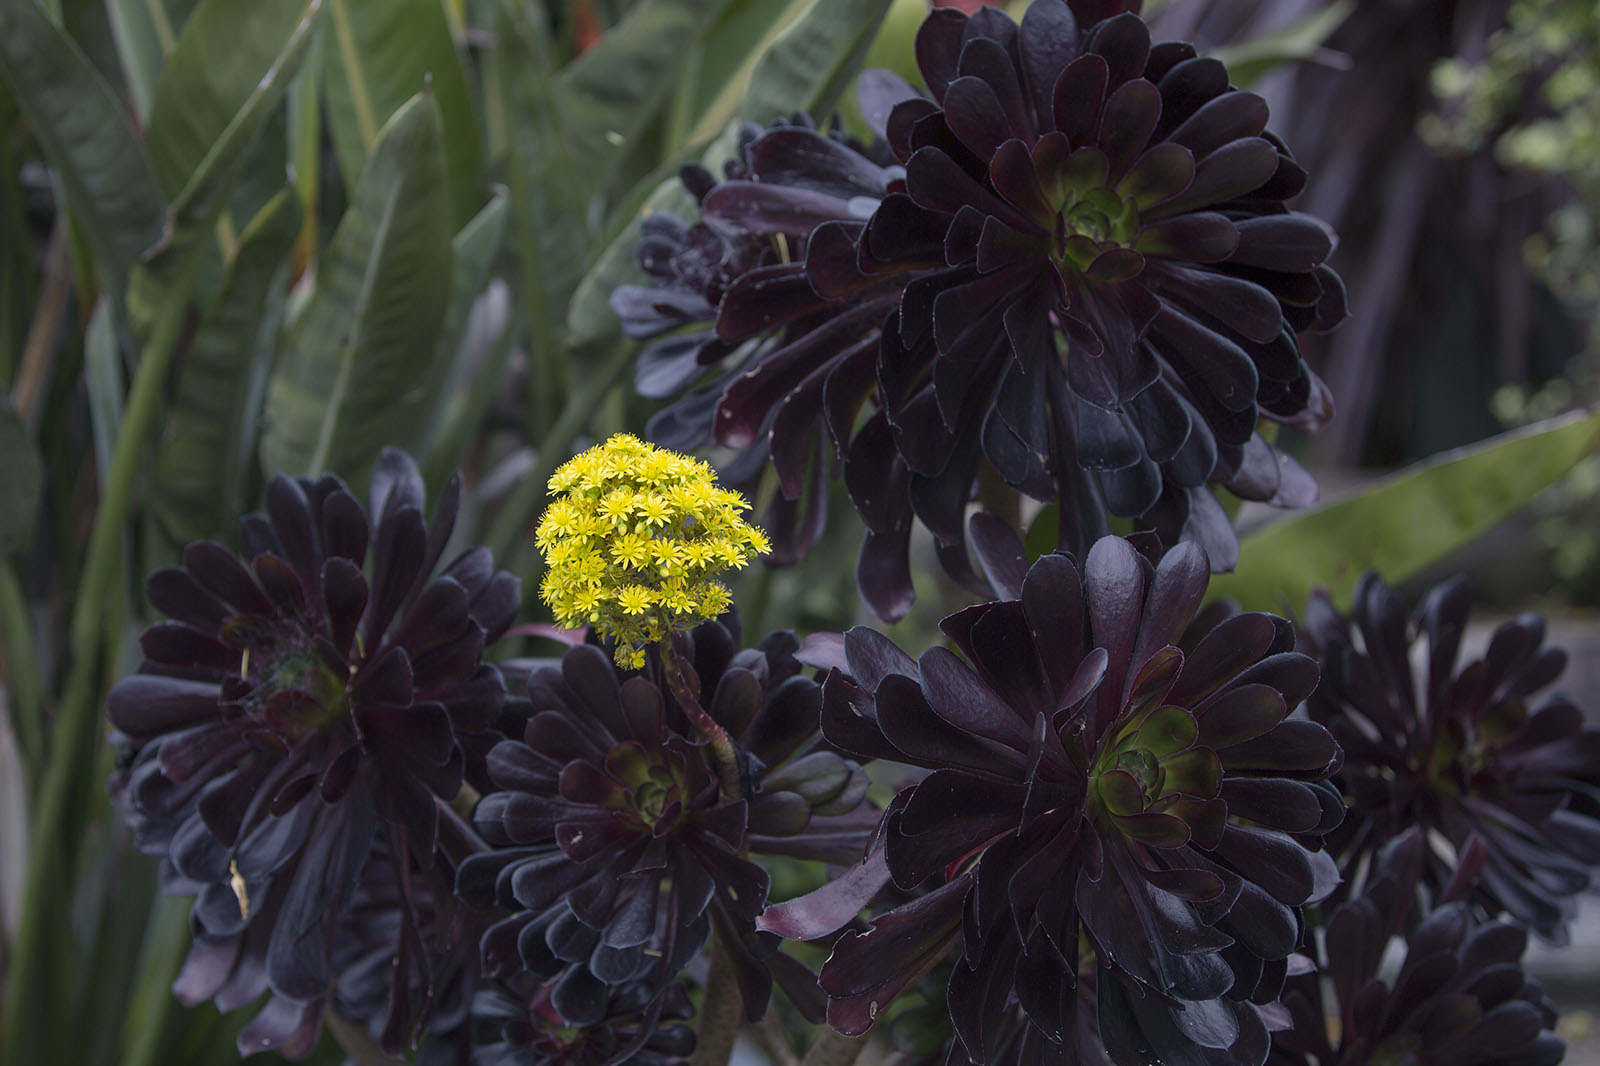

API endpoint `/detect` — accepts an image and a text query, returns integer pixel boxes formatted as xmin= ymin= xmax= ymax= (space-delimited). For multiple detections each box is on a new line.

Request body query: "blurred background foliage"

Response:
xmin=0 ymin=0 xmax=1596 ymax=1062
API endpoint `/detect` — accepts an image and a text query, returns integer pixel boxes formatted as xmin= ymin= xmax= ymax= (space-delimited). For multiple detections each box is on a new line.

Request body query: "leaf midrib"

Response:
xmin=305 ymin=180 xmax=403 ymax=474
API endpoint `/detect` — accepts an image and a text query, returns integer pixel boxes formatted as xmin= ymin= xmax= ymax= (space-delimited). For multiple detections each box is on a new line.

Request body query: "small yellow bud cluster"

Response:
xmin=537 ymin=434 xmax=771 ymax=668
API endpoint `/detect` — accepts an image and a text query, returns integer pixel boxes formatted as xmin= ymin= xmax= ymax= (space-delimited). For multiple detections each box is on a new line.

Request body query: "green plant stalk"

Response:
xmin=0 ymin=254 xmax=197 ymax=1065
xmin=484 ymin=337 xmax=636 ymax=564
xmin=118 ymin=893 xmax=191 ymax=1066
xmin=688 ymin=937 xmax=743 ymax=1066
xmin=658 ymin=635 xmax=742 ymax=805
xmin=799 ymin=1027 xmax=868 ymax=1066
xmin=420 ymin=309 xmax=522 ymax=489
xmin=0 ymin=559 xmax=42 ymax=775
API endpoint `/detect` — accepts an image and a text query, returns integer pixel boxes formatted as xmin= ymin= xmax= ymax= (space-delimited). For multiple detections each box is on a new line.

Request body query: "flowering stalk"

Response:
xmin=686 ymin=940 xmax=743 ymax=1066
xmin=657 ymin=633 xmax=743 ymax=804
xmin=537 ymin=433 xmax=771 ymax=800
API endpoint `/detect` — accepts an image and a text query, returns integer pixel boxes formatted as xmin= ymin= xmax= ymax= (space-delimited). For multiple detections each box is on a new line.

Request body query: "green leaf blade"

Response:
xmin=733 ymin=0 xmax=894 ymax=126
xmin=153 ymin=188 xmax=302 ymax=542
xmin=1209 ymin=409 xmax=1600 ymax=611
xmin=417 ymin=186 xmax=509 ymax=467
xmin=260 ymin=92 xmax=454 ymax=483
xmin=322 ymin=0 xmax=482 ymax=225
xmin=144 ymin=0 xmax=324 ymax=223
xmin=0 ymin=0 xmax=166 ymax=284
xmin=0 ymin=394 xmax=41 ymax=548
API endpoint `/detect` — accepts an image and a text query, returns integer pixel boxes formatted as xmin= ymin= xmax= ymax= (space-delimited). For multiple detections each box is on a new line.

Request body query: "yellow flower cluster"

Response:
xmin=537 ymin=434 xmax=771 ymax=667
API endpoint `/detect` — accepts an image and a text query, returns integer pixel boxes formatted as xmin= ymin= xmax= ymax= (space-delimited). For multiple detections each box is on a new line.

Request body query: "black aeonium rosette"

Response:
xmin=766 ymin=528 xmax=1343 ymax=1066
xmin=611 ymin=111 xmax=908 ymax=570
xmin=330 ymin=841 xmax=480 ymax=1065
xmin=830 ymin=0 xmax=1346 ymax=599
xmin=1304 ymin=572 xmax=1600 ymax=944
xmin=1269 ymin=829 xmax=1565 ymax=1066
xmin=109 ymin=449 xmax=518 ymax=1057
xmin=471 ymin=976 xmax=698 ymax=1066
xmin=457 ymin=613 xmax=874 ymax=1028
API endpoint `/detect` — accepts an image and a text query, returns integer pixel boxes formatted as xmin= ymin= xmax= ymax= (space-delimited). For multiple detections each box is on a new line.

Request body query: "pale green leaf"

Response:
xmin=1209 ymin=409 xmax=1600 ymax=611
xmin=260 ymin=92 xmax=453 ymax=482
xmin=565 ymin=172 xmax=696 ymax=361
xmin=0 ymin=0 xmax=165 ymax=284
xmin=1213 ymin=1 xmax=1355 ymax=88
xmin=83 ymin=299 xmax=122 ymax=479
xmin=555 ymin=0 xmax=732 ymax=198
xmin=732 ymin=0 xmax=894 ymax=127
xmin=144 ymin=0 xmax=322 ymax=227
xmin=322 ymin=0 xmax=482 ymax=224
xmin=101 ymin=0 xmax=174 ymax=120
xmin=417 ymin=186 xmax=509 ymax=459
xmin=153 ymin=188 xmax=301 ymax=542
xmin=680 ymin=0 xmax=813 ymax=144
xmin=0 ymin=394 xmax=41 ymax=547
xmin=496 ymin=0 xmax=591 ymax=417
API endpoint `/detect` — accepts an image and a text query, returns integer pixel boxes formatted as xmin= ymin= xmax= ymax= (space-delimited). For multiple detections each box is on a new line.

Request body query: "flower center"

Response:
xmin=225 ymin=617 xmax=351 ymax=737
xmin=1053 ymin=188 xmax=1140 ymax=272
xmin=1085 ymin=702 xmax=1220 ymax=847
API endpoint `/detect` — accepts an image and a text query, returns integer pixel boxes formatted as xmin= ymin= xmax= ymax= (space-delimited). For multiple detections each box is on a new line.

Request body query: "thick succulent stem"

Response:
xmin=800 ymin=1027 xmax=869 ymax=1066
xmin=437 ymin=793 xmax=487 ymax=864
xmin=658 ymin=635 xmax=743 ymax=804
xmin=975 ymin=462 xmax=1021 ymax=535
xmin=688 ymin=937 xmax=744 ymax=1066
xmin=753 ymin=1011 xmax=800 ymax=1066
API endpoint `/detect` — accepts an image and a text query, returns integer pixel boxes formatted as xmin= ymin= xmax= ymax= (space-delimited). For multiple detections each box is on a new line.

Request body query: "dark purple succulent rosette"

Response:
xmin=611 ymin=111 xmax=908 ymax=569
xmin=833 ymin=0 xmax=1346 ymax=610
xmin=1304 ymin=572 xmax=1600 ymax=945
xmin=772 ymin=529 xmax=1342 ymax=1066
xmin=1269 ymin=829 xmax=1565 ymax=1066
xmin=457 ymin=614 xmax=874 ymax=1029
xmin=108 ymin=449 xmax=518 ymax=1057
xmin=330 ymin=840 xmax=479 ymax=1063
xmin=471 ymin=976 xmax=697 ymax=1066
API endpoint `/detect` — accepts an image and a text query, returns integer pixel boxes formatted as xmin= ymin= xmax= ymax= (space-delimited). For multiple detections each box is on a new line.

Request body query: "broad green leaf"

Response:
xmin=322 ymin=0 xmax=482 ymax=224
xmin=566 ymin=171 xmax=696 ymax=360
xmin=858 ymin=0 xmax=928 ymax=94
xmin=116 ymin=892 xmax=190 ymax=1066
xmin=260 ymin=92 xmax=454 ymax=482
xmin=287 ymin=26 xmax=325 ymax=271
xmin=0 ymin=394 xmax=40 ymax=547
xmin=417 ymin=186 xmax=509 ymax=460
xmin=102 ymin=0 xmax=171 ymax=119
xmin=423 ymin=305 xmax=516 ymax=490
xmin=555 ymin=0 xmax=732 ymax=199
xmin=0 ymin=132 xmax=31 ymax=385
xmin=100 ymin=0 xmax=199 ymax=121
xmin=0 ymin=0 xmax=165 ymax=284
xmin=497 ymin=0 xmax=591 ymax=420
xmin=145 ymin=0 xmax=322 ymax=227
xmin=680 ymin=0 xmax=812 ymax=144
xmin=731 ymin=0 xmax=894 ymax=127
xmin=152 ymin=189 xmax=301 ymax=543
xmin=563 ymin=117 xmax=747 ymax=365
xmin=75 ymin=840 xmax=158 ymax=1066
xmin=1209 ymin=409 xmax=1600 ymax=611
xmin=1213 ymin=1 xmax=1355 ymax=88
xmin=84 ymin=299 xmax=122 ymax=479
